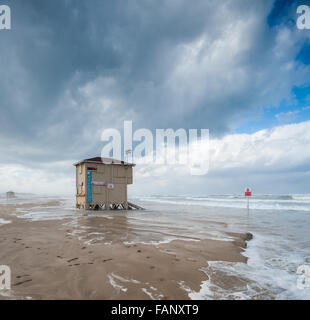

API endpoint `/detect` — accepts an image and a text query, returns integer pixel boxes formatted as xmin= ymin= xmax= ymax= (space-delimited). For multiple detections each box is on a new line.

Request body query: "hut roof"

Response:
xmin=73 ymin=157 xmax=135 ymax=167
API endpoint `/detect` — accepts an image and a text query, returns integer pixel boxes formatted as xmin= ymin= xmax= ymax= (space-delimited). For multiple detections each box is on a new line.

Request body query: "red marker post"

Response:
xmin=245 ymin=187 xmax=252 ymax=213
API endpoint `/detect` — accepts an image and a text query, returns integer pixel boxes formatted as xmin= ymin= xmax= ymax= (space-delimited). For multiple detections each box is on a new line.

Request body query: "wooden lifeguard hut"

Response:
xmin=6 ymin=191 xmax=15 ymax=199
xmin=73 ymin=157 xmax=141 ymax=210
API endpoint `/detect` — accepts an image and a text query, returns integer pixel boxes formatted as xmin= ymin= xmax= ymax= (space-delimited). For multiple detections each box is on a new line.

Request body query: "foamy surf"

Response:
xmin=137 ymin=194 xmax=310 ymax=211
xmin=10 ymin=193 xmax=310 ymax=299
xmin=135 ymin=194 xmax=310 ymax=299
xmin=0 ymin=218 xmax=11 ymax=225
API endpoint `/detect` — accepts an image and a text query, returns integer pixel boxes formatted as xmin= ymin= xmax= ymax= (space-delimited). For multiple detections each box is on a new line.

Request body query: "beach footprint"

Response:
xmin=14 ymin=275 xmax=32 ymax=287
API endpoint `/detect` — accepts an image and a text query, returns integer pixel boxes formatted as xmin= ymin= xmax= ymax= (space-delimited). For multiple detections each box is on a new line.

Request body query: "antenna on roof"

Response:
xmin=125 ymin=149 xmax=132 ymax=163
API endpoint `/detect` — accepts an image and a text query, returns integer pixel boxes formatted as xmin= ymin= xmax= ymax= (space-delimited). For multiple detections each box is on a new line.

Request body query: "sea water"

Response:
xmin=135 ymin=194 xmax=310 ymax=299
xmin=7 ymin=193 xmax=310 ymax=299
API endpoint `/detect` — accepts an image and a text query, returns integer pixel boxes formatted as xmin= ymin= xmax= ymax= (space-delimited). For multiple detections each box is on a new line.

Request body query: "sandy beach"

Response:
xmin=0 ymin=198 xmax=252 ymax=300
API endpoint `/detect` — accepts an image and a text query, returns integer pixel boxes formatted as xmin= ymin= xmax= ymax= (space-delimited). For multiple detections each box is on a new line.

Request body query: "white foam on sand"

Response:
xmin=85 ymin=236 xmax=106 ymax=245
xmin=141 ymin=287 xmax=164 ymax=300
xmin=15 ymin=200 xmax=80 ymax=221
xmin=181 ymin=233 xmax=310 ymax=300
xmin=0 ymin=218 xmax=11 ymax=225
xmin=110 ymin=273 xmax=141 ymax=284
xmin=0 ymin=289 xmax=12 ymax=298
xmin=108 ymin=274 xmax=128 ymax=293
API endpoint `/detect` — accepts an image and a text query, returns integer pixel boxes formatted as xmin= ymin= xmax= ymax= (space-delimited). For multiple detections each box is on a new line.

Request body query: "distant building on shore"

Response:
xmin=73 ymin=157 xmax=136 ymax=210
xmin=6 ymin=191 xmax=15 ymax=199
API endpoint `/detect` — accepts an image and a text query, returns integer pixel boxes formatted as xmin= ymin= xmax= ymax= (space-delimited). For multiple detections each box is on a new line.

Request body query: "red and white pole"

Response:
xmin=245 ymin=187 xmax=252 ymax=214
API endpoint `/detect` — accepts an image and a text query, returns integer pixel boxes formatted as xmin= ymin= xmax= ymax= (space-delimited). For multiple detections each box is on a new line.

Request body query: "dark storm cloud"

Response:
xmin=0 ymin=0 xmax=212 ymax=162
xmin=0 ymin=0 xmax=309 ymax=168
xmin=1 ymin=0 xmax=122 ymax=131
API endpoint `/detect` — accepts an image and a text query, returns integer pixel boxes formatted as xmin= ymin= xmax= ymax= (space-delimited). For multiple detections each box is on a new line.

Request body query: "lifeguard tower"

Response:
xmin=6 ymin=191 xmax=15 ymax=199
xmin=73 ymin=157 xmax=141 ymax=210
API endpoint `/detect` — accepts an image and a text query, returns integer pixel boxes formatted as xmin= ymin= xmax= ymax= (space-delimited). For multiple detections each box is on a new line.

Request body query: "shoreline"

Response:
xmin=0 ymin=200 xmax=252 ymax=300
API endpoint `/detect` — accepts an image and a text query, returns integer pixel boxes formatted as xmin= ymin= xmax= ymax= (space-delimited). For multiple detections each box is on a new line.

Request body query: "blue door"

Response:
xmin=87 ymin=172 xmax=92 ymax=204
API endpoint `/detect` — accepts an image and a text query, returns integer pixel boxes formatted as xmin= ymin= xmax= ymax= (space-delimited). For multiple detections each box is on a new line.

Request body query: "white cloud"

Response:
xmin=0 ymin=163 xmax=75 ymax=196
xmin=209 ymin=121 xmax=310 ymax=172
xmin=131 ymin=121 xmax=310 ymax=195
xmin=1 ymin=121 xmax=310 ymax=196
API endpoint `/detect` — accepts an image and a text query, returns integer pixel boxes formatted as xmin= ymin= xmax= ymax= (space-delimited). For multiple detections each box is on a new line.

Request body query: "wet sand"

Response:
xmin=0 ymin=200 xmax=251 ymax=300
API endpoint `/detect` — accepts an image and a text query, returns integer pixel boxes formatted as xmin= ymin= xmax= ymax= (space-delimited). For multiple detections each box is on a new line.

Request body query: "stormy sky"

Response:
xmin=0 ymin=0 xmax=310 ymax=196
